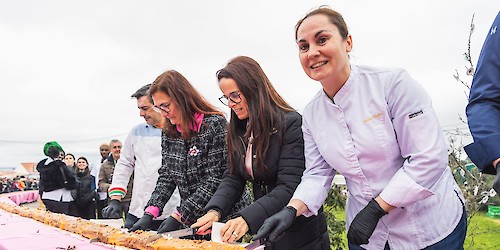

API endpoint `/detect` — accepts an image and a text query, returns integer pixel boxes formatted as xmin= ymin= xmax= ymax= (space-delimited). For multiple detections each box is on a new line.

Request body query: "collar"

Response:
xmin=176 ymin=113 xmax=204 ymax=133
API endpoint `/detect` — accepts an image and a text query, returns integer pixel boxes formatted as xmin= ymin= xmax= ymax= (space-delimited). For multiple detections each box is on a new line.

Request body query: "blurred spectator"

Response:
xmin=73 ymin=157 xmax=97 ymax=219
xmin=58 ymin=150 xmax=66 ymax=161
xmin=64 ymin=153 xmax=77 ymax=172
xmin=99 ymin=139 xmax=134 ymax=216
xmin=90 ymin=143 xmax=111 ymax=219
xmin=37 ymin=141 xmax=76 ymax=215
xmin=15 ymin=178 xmax=26 ymax=191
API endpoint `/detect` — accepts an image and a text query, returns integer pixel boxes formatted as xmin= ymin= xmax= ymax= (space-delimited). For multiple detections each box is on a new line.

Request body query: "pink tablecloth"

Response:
xmin=0 ymin=190 xmax=39 ymax=205
xmin=0 ymin=191 xmax=117 ymax=250
xmin=0 ymin=208 xmax=116 ymax=250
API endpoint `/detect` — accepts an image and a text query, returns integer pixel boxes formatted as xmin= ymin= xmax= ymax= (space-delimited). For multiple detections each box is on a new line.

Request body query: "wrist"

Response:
xmin=494 ymin=159 xmax=500 ymax=170
xmin=208 ymin=209 xmax=221 ymax=220
xmin=370 ymin=198 xmax=388 ymax=217
xmin=144 ymin=206 xmax=160 ymax=218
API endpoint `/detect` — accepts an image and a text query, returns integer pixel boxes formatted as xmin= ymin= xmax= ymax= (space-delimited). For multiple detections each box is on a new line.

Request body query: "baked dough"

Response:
xmin=0 ymin=201 xmax=244 ymax=250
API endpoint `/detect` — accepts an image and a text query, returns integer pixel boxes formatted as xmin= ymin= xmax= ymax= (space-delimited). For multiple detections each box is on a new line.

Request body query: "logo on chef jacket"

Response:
xmin=363 ymin=112 xmax=383 ymax=123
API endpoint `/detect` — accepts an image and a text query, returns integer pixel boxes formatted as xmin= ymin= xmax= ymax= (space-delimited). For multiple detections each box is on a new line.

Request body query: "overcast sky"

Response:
xmin=0 ymin=0 xmax=499 ymax=168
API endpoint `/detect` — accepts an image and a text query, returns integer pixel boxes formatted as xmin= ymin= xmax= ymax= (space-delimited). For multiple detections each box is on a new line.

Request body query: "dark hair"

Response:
xmin=295 ymin=5 xmax=349 ymax=41
xmin=131 ymin=84 xmax=153 ymax=103
xmin=65 ymin=153 xmax=75 ymax=160
xmin=76 ymin=156 xmax=90 ymax=176
xmin=47 ymin=146 xmax=61 ymax=159
xmin=149 ymin=70 xmax=224 ymax=140
xmin=216 ymin=56 xmax=295 ymax=172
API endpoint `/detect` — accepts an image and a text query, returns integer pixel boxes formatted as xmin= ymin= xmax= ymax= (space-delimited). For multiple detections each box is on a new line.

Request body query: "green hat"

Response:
xmin=43 ymin=141 xmax=63 ymax=156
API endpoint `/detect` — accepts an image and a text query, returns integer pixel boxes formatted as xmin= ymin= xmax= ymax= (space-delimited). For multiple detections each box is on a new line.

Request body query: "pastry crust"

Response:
xmin=0 ymin=201 xmax=245 ymax=250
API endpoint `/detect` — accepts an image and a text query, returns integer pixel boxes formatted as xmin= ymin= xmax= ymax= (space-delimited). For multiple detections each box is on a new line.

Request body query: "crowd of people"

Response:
xmin=23 ymin=6 xmax=500 ymax=250
xmin=1 ymin=177 xmax=38 ymax=194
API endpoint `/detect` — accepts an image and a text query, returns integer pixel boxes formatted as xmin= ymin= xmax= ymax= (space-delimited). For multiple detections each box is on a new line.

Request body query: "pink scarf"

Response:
xmin=176 ymin=112 xmax=204 ymax=133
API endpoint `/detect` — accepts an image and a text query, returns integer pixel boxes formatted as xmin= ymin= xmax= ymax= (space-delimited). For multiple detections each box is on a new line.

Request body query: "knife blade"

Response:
xmin=146 ymin=227 xmax=198 ymax=243
xmin=245 ymin=239 xmax=264 ymax=250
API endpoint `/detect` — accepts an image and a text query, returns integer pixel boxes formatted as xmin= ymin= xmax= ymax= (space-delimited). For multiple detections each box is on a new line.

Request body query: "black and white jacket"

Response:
xmin=147 ymin=114 xmax=250 ymax=225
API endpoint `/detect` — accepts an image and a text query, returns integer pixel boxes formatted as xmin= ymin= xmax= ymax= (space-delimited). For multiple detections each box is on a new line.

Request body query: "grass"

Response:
xmin=464 ymin=211 xmax=500 ymax=250
xmin=331 ymin=209 xmax=500 ymax=250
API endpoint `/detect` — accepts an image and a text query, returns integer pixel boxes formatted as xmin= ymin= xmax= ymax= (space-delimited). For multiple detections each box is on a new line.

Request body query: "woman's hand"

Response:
xmin=191 ymin=210 xmax=220 ymax=235
xmin=221 ymin=216 xmax=248 ymax=243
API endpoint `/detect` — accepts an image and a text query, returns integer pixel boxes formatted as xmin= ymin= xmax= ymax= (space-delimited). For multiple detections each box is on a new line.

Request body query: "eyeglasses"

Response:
xmin=153 ymin=102 xmax=171 ymax=113
xmin=112 ymin=145 xmax=122 ymax=149
xmin=219 ymin=92 xmax=242 ymax=106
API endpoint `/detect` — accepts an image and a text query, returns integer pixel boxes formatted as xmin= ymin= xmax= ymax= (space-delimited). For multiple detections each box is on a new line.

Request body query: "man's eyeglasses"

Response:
xmin=112 ymin=145 xmax=122 ymax=149
xmin=219 ymin=92 xmax=242 ymax=106
xmin=153 ymin=102 xmax=171 ymax=113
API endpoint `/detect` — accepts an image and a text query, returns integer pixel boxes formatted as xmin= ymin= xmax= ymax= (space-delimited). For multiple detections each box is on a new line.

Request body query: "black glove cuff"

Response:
xmin=284 ymin=206 xmax=297 ymax=217
xmin=369 ymin=199 xmax=388 ymax=218
xmin=143 ymin=213 xmax=154 ymax=219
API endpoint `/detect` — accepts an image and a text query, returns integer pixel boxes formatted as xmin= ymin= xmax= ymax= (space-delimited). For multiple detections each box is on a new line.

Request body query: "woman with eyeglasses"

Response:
xmin=129 ymin=70 xmax=251 ymax=235
xmin=254 ymin=6 xmax=466 ymax=250
xmin=191 ymin=56 xmax=329 ymax=250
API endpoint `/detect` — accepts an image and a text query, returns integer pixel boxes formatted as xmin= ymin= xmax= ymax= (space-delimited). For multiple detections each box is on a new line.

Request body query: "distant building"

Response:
xmin=0 ymin=163 xmax=38 ymax=179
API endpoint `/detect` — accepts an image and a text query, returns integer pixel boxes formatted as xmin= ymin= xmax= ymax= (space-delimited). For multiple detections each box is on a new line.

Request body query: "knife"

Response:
xmin=245 ymin=238 xmax=265 ymax=250
xmin=146 ymin=227 xmax=199 ymax=243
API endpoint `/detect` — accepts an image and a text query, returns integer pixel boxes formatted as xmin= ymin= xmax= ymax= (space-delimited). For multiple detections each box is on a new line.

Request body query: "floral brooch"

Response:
xmin=188 ymin=145 xmax=200 ymax=156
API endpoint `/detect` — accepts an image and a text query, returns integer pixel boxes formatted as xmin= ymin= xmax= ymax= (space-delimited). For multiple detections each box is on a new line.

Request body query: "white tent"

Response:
xmin=14 ymin=164 xmax=29 ymax=176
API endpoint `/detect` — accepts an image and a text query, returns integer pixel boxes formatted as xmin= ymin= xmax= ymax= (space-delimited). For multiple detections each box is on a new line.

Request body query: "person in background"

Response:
xmin=37 ymin=141 xmax=76 ymax=215
xmin=102 ymin=84 xmax=181 ymax=229
xmin=465 ymin=11 xmax=500 ymax=194
xmin=99 ymin=139 xmax=133 ymax=217
xmin=90 ymin=143 xmax=110 ymax=173
xmin=73 ymin=157 xmax=97 ymax=219
xmin=90 ymin=143 xmax=111 ymax=219
xmin=58 ymin=150 xmax=65 ymax=161
xmin=129 ymin=70 xmax=250 ymax=235
xmin=63 ymin=153 xmax=79 ymax=216
xmin=1 ymin=178 xmax=7 ymax=193
xmin=64 ymin=153 xmax=77 ymax=172
xmin=254 ymin=6 xmax=466 ymax=250
xmin=192 ymin=56 xmax=329 ymax=249
xmin=14 ymin=178 xmax=26 ymax=191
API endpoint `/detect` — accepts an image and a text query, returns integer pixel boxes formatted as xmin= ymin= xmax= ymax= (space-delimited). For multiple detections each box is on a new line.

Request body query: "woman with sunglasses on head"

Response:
xmin=129 ymin=70 xmax=251 ymax=235
xmin=191 ymin=56 xmax=329 ymax=250
xmin=254 ymin=6 xmax=466 ymax=250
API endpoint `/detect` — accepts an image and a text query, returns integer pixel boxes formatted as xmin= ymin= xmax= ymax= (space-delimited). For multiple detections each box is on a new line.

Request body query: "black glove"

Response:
xmin=493 ymin=162 xmax=500 ymax=194
xmin=347 ymin=199 xmax=388 ymax=245
xmin=101 ymin=199 xmax=123 ymax=219
xmin=128 ymin=214 xmax=153 ymax=232
xmin=254 ymin=206 xmax=296 ymax=242
xmin=157 ymin=216 xmax=182 ymax=233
